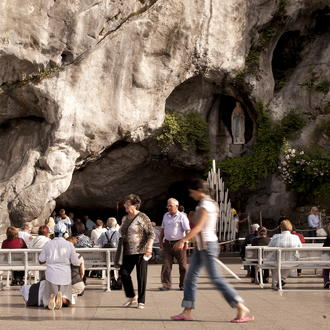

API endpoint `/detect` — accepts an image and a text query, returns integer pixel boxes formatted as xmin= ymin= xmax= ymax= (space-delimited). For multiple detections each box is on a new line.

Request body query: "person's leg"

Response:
xmin=204 ymin=242 xmax=243 ymax=308
xmin=263 ymin=269 xmax=270 ymax=282
xmin=161 ymin=240 xmax=174 ymax=288
xmin=172 ymin=249 xmax=203 ymax=319
xmin=272 ymin=269 xmax=278 ymax=288
xmin=120 ymin=254 xmax=137 ymax=299
xmin=281 ymin=269 xmax=290 ymax=282
xmin=136 ymin=254 xmax=148 ymax=304
xmin=323 ymin=269 xmax=330 ymax=287
xmin=42 ymin=281 xmax=58 ymax=309
xmin=250 ymin=266 xmax=256 ymax=283
xmin=204 ymin=242 xmax=252 ymax=321
xmin=173 ymin=246 xmax=187 ymax=289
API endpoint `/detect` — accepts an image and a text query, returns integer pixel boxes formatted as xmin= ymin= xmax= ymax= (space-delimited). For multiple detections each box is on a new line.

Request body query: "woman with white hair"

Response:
xmin=97 ymin=217 xmax=121 ymax=248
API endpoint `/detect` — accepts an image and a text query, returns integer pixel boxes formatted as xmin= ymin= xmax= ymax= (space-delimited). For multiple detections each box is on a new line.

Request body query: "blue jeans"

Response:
xmin=182 ymin=241 xmax=243 ymax=309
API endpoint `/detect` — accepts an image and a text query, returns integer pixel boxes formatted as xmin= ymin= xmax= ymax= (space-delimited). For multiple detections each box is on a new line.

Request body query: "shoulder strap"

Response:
xmin=109 ymin=231 xmax=116 ymax=241
xmin=121 ymin=213 xmax=140 ymax=237
xmin=105 ymin=231 xmax=111 ymax=243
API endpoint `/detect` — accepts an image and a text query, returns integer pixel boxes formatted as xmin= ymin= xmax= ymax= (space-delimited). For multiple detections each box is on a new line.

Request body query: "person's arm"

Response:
xmin=159 ymin=228 xmax=164 ymax=249
xmin=39 ymin=246 xmax=47 ymax=264
xmin=79 ymin=256 xmax=85 ymax=277
xmin=144 ymin=217 xmax=155 ymax=257
xmin=182 ymin=214 xmax=191 ymax=238
xmin=70 ymin=246 xmax=81 ymax=266
xmin=174 ymin=207 xmax=208 ymax=250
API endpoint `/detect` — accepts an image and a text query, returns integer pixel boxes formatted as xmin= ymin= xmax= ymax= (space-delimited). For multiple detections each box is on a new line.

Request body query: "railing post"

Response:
xmin=278 ymin=249 xmax=282 ymax=291
xmin=106 ymin=250 xmax=111 ymax=292
xmin=24 ymin=251 xmax=28 ymax=285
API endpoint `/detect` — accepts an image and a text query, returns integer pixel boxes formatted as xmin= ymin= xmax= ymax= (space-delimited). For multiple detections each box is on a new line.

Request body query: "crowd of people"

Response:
xmin=241 ymin=215 xmax=330 ymax=290
xmin=2 ymin=184 xmax=330 ymax=323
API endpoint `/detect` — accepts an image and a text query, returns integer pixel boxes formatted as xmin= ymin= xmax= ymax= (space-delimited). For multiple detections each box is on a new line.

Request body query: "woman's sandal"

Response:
xmin=230 ymin=315 xmax=254 ymax=323
xmin=171 ymin=314 xmax=193 ymax=321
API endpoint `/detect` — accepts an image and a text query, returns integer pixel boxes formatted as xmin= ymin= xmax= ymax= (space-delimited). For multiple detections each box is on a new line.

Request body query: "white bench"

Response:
xmin=0 ymin=248 xmax=117 ymax=291
xmin=244 ymin=246 xmax=330 ymax=291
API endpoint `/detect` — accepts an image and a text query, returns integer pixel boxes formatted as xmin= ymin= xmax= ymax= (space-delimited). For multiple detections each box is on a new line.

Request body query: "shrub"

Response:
xmin=156 ymin=112 xmax=210 ymax=153
xmin=217 ymin=104 xmax=305 ymax=191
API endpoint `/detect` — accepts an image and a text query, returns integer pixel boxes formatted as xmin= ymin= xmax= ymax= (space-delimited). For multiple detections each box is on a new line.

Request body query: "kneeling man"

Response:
xmin=39 ymin=222 xmax=80 ymax=310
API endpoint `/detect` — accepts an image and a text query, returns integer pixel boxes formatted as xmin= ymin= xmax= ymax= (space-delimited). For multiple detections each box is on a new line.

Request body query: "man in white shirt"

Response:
xmin=159 ymin=198 xmax=190 ymax=291
xmin=18 ymin=223 xmax=33 ymax=247
xmin=268 ymin=220 xmax=302 ymax=289
xmin=91 ymin=219 xmax=107 ymax=246
xmin=39 ymin=222 xmax=80 ymax=310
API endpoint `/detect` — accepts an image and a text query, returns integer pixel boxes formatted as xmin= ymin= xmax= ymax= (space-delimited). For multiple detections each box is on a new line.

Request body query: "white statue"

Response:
xmin=231 ymin=101 xmax=245 ymax=144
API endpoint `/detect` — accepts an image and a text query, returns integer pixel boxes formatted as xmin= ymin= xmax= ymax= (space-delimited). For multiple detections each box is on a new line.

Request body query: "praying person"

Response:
xmin=39 ymin=223 xmax=80 ymax=310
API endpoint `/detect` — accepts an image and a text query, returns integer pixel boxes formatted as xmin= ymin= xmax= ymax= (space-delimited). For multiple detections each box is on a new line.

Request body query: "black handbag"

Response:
xmin=110 ymin=275 xmax=123 ymax=290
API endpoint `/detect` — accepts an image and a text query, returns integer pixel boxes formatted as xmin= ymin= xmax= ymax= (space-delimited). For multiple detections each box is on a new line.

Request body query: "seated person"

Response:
xmin=268 ymin=220 xmax=302 ymax=289
xmin=29 ymin=225 xmax=50 ymax=249
xmin=97 ymin=218 xmax=121 ymax=248
xmin=39 ymin=223 xmax=81 ymax=310
xmin=240 ymin=223 xmax=260 ymax=277
xmin=250 ymin=227 xmax=270 ymax=283
xmin=72 ymin=222 xmax=94 ymax=248
xmin=67 ymin=237 xmax=85 ymax=297
xmin=2 ymin=226 xmax=27 ymax=286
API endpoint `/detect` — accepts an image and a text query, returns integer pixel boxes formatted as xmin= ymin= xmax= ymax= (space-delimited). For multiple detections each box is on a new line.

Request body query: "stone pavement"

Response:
xmin=0 ymin=257 xmax=329 ymax=330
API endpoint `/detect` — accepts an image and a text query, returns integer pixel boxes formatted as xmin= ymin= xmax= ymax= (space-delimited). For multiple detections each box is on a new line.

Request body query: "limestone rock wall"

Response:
xmin=0 ymin=0 xmax=329 ymax=234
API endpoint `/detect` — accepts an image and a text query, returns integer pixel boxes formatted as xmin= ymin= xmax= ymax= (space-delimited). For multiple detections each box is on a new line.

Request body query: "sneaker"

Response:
xmin=55 ymin=292 xmax=63 ymax=309
xmin=137 ymin=303 xmax=145 ymax=309
xmin=324 ymin=281 xmax=330 ymax=289
xmin=122 ymin=297 xmax=137 ymax=307
xmin=48 ymin=294 xmax=56 ymax=310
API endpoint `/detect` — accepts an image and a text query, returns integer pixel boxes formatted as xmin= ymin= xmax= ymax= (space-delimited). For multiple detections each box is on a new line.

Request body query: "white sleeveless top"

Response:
xmin=195 ymin=197 xmax=219 ymax=250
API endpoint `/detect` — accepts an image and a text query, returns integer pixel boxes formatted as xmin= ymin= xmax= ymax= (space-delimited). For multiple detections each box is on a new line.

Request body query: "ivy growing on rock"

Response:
xmin=217 ymin=104 xmax=305 ymax=192
xmin=156 ymin=112 xmax=210 ymax=154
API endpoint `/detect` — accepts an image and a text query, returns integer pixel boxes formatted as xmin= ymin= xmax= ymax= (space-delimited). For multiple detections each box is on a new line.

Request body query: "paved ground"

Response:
xmin=0 ymin=257 xmax=329 ymax=330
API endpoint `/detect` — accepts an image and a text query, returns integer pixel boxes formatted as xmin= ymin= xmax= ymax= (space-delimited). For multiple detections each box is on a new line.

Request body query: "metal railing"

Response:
xmin=0 ymin=248 xmax=117 ymax=292
xmin=244 ymin=246 xmax=330 ymax=291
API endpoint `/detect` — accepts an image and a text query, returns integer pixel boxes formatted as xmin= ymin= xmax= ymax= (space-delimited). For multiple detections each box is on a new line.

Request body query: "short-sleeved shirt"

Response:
xmin=39 ymin=237 xmax=80 ymax=285
xmin=162 ymin=211 xmax=190 ymax=241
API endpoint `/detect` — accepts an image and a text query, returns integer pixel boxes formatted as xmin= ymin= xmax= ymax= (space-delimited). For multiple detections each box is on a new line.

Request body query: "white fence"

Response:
xmin=244 ymin=246 xmax=330 ymax=291
xmin=0 ymin=248 xmax=117 ymax=291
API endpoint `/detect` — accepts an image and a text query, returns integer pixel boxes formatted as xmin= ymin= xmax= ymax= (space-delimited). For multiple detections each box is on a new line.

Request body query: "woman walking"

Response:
xmin=171 ymin=179 xmax=253 ymax=323
xmin=120 ymin=194 xmax=155 ymax=309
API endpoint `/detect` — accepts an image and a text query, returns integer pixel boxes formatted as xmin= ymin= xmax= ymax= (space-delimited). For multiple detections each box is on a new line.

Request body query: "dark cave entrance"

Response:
xmin=56 ymin=76 xmax=256 ymax=225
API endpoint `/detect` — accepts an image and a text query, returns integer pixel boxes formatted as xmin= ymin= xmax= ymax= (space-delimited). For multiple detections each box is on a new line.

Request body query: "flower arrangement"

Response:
xmin=279 ymin=141 xmax=330 ymax=197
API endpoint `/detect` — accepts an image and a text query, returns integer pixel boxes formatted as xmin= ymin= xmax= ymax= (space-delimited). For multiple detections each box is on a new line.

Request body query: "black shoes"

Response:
xmin=159 ymin=287 xmax=170 ymax=291
xmin=179 ymin=286 xmax=184 ymax=291
xmin=324 ymin=281 xmax=330 ymax=289
xmin=276 ymin=280 xmax=286 ymax=289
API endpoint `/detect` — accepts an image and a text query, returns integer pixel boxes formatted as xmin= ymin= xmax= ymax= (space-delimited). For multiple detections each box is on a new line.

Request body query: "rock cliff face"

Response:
xmin=0 ymin=0 xmax=329 ymax=234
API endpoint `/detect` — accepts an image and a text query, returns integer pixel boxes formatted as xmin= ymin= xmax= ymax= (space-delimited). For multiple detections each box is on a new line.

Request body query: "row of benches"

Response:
xmin=244 ymin=245 xmax=330 ymax=290
xmin=0 ymin=248 xmax=117 ymax=291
